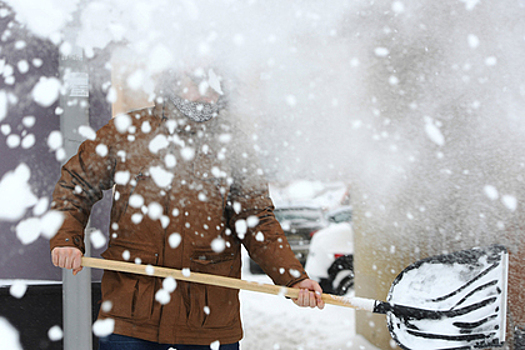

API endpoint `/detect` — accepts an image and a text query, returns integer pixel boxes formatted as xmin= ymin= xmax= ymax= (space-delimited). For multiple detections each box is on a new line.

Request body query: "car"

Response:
xmin=249 ymin=205 xmax=327 ymax=274
xmin=304 ymin=221 xmax=354 ymax=295
xmin=325 ymin=205 xmax=352 ymax=224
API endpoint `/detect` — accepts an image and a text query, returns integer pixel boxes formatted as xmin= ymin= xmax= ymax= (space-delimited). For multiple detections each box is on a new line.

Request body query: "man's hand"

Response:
xmin=51 ymin=247 xmax=83 ymax=275
xmin=291 ymin=279 xmax=325 ymax=309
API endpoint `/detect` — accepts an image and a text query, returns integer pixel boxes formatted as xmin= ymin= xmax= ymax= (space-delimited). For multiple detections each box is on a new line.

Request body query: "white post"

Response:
xmin=59 ymin=24 xmax=93 ymax=350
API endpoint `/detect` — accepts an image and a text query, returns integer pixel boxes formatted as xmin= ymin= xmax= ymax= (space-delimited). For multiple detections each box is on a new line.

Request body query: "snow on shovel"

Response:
xmin=81 ymin=244 xmax=508 ymax=350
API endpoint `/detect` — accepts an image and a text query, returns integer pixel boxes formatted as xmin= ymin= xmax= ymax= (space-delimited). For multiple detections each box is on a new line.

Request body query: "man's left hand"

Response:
xmin=291 ymin=279 xmax=325 ymax=309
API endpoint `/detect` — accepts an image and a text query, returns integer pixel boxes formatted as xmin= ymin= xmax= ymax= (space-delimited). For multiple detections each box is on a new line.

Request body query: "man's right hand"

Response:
xmin=51 ymin=247 xmax=83 ymax=275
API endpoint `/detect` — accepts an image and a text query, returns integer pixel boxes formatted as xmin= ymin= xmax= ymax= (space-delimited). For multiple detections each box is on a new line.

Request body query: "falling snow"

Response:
xmin=0 ymin=317 xmax=22 ymax=350
xmin=114 ymin=171 xmax=131 ymax=185
xmin=147 ymin=202 xmax=163 ymax=220
xmin=114 ymin=114 xmax=132 ymax=134
xmin=90 ymin=229 xmax=107 ymax=249
xmin=235 ymin=219 xmax=247 ymax=239
xmin=0 ymin=90 xmax=7 ymax=122
xmin=163 ymin=277 xmax=177 ymax=292
xmin=46 ymin=130 xmax=63 ymax=150
xmin=9 ymin=280 xmax=27 ymax=299
xmin=484 ymin=185 xmax=499 ymax=200
xmin=169 ymin=233 xmax=182 ymax=249
xmin=149 ymin=166 xmax=174 ymax=188
xmin=211 ymin=237 xmax=226 ymax=253
xmin=210 ymin=340 xmax=220 ymax=350
xmin=502 ymin=195 xmax=517 ymax=212
xmin=1 ymin=0 xmax=524 ymax=349
xmin=374 ymin=47 xmax=389 ymax=57
xmin=96 ymin=144 xmax=108 ymax=157
xmin=31 ymin=77 xmax=61 ymax=107
xmin=92 ymin=318 xmax=115 ymax=337
xmin=155 ymin=288 xmax=171 ymax=305
xmin=424 ymin=121 xmax=445 ymax=146
xmin=0 ymin=164 xmax=38 ymax=221
xmin=47 ymin=325 xmax=63 ymax=341
xmin=78 ymin=125 xmax=97 ymax=141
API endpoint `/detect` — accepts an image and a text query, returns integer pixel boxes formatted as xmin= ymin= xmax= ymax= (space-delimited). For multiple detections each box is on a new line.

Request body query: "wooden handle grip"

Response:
xmin=81 ymin=257 xmax=374 ymax=310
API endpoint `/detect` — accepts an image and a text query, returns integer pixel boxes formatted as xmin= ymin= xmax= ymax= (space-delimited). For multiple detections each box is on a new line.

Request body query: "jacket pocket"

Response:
xmin=187 ymin=252 xmax=239 ymax=329
xmin=100 ymin=239 xmax=159 ymax=322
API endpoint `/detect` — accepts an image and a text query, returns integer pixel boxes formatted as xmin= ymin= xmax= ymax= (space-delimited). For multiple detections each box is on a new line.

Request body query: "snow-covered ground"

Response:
xmin=240 ymin=251 xmax=380 ymax=350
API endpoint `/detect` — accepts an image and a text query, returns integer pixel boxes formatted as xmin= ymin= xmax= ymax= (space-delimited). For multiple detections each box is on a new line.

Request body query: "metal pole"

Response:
xmin=58 ymin=25 xmax=92 ymax=350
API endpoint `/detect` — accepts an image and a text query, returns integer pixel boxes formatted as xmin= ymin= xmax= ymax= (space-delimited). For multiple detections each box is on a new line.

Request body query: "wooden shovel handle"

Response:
xmin=81 ymin=257 xmax=375 ymax=311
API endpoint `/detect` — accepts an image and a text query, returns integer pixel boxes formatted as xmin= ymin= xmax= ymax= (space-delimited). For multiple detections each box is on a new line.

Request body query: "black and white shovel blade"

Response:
xmin=386 ymin=245 xmax=509 ymax=350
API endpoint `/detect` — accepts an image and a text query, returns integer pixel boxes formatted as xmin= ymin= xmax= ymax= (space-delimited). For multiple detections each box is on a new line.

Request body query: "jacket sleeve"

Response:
xmin=227 ymin=129 xmax=308 ymax=287
xmin=49 ymin=122 xmax=117 ymax=253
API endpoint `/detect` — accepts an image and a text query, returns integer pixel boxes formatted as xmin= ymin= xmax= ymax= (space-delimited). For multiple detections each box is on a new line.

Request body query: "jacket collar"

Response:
xmin=153 ymin=100 xmax=211 ymax=135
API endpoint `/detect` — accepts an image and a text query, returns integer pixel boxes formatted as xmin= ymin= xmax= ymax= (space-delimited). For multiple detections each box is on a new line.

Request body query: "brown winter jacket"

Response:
xmin=49 ymin=102 xmax=308 ymax=345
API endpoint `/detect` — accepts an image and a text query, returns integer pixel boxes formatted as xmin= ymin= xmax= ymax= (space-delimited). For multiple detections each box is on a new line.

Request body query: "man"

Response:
xmin=50 ymin=67 xmax=324 ymax=349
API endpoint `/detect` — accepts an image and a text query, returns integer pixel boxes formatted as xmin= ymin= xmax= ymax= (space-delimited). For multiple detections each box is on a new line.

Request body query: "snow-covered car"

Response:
xmin=325 ymin=205 xmax=352 ymax=224
xmin=304 ymin=222 xmax=354 ymax=295
xmin=249 ymin=205 xmax=327 ymax=274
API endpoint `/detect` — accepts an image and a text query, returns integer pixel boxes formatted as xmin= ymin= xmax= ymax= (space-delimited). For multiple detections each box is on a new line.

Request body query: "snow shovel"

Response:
xmin=81 ymin=244 xmax=508 ymax=350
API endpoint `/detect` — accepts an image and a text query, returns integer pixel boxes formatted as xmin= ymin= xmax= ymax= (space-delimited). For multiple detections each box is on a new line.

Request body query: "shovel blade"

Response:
xmin=386 ymin=245 xmax=508 ymax=350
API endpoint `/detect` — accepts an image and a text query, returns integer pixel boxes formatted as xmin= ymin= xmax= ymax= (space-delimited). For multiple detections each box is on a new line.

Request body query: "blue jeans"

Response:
xmin=99 ymin=334 xmax=240 ymax=350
